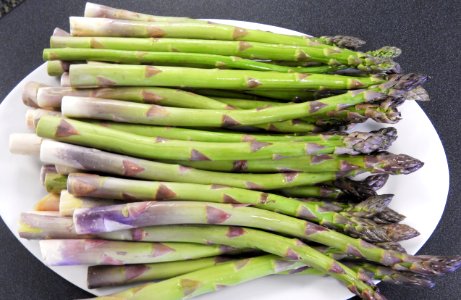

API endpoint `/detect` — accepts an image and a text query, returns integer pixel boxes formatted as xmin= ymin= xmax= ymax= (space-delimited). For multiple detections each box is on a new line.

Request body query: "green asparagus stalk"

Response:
xmin=84 ymin=2 xmax=204 ymax=23
xmin=165 ymin=153 xmax=423 ymax=174
xmin=279 ymin=185 xmax=344 ymax=199
xmin=189 ymin=89 xmax=267 ymax=100
xmin=39 ymin=140 xmax=339 ymax=189
xmin=48 ymin=36 xmax=381 ymax=69
xmin=68 ymin=17 xmax=395 ymax=72
xmin=106 ymin=225 xmax=461 ymax=276
xmin=81 ymin=122 xmax=342 ymax=143
xmin=20 ymin=212 xmax=461 ymax=276
xmin=39 ymin=239 xmax=242 ymax=266
xmin=36 ymin=116 xmax=397 ymax=161
xmin=85 ymin=226 xmax=383 ymax=298
xmin=87 ymin=256 xmax=228 ymax=289
xmin=47 ymin=60 xmax=71 ymax=76
xmin=43 ymin=48 xmax=342 ymax=74
xmin=244 ymin=89 xmax=339 ymax=101
xmin=25 ymin=108 xmax=61 ymax=130
xmin=44 ymin=173 xmax=67 ymax=193
xmin=88 ymin=256 xmax=435 ymax=289
xmin=210 ymin=97 xmax=284 ymax=109
xmin=68 ymin=63 xmax=388 ymax=89
xmin=36 ymin=86 xmax=231 ymax=109
xmin=66 ymin=173 xmax=404 ymax=241
xmin=90 ymin=254 xmax=378 ymax=300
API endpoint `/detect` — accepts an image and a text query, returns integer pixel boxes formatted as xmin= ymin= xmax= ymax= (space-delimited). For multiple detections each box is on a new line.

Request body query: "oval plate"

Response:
xmin=0 ymin=20 xmax=449 ymax=299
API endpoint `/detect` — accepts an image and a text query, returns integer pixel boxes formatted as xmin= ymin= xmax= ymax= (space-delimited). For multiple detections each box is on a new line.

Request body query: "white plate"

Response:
xmin=0 ymin=20 xmax=449 ymax=299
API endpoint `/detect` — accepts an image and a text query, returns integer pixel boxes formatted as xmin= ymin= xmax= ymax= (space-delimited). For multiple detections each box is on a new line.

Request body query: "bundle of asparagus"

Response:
xmin=7 ymin=2 xmax=461 ymax=300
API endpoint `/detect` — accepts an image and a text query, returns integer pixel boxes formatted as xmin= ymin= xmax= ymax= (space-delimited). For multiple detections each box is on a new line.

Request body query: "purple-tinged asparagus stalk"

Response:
xmin=25 ymin=109 xmax=62 ymax=131
xmin=36 ymin=116 xmax=398 ymax=160
xmin=38 ymin=140 xmax=339 ymax=190
xmin=67 ymin=173 xmax=411 ymax=242
xmin=39 ymin=239 xmax=242 ymax=266
xmin=22 ymin=82 xmax=48 ymax=108
xmin=59 ymin=191 xmax=116 ymax=217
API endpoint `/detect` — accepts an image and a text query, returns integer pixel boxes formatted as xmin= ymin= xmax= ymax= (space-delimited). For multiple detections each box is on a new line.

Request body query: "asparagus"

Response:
xmin=72 ymin=201 xmax=419 ymax=263
xmin=68 ymin=122 xmax=342 ymax=143
xmin=210 ymin=97 xmax=284 ymax=109
xmin=20 ymin=212 xmax=460 ymax=277
xmin=87 ymin=256 xmax=227 ymax=289
xmin=61 ymin=72 xmax=70 ymax=86
xmin=36 ymin=86 xmax=231 ymax=109
xmin=40 ymin=239 xmax=240 ymax=266
xmin=44 ymin=173 xmax=67 ymax=193
xmin=49 ymin=36 xmax=387 ymax=71
xmin=47 ymin=60 xmax=71 ymax=76
xmin=165 ymin=153 xmax=423 ymax=174
xmin=66 ymin=173 xmax=405 ymax=241
xmin=43 ymin=48 xmax=342 ymax=74
xmin=39 ymin=140 xmax=339 ymax=189
xmin=36 ymin=116 xmax=397 ymax=160
xmin=244 ymin=89 xmax=339 ymax=101
xmin=34 ymin=193 xmax=59 ymax=212
xmin=88 ymin=256 xmax=434 ymax=289
xmin=91 ymin=254 xmax=374 ymax=300
xmin=22 ymin=82 xmax=47 ymax=108
xmin=68 ymin=63 xmax=387 ymax=90
xmin=84 ymin=2 xmax=204 ymax=23
xmin=25 ymin=108 xmax=61 ymax=131
xmin=279 ymin=185 xmax=345 ymax=199
xmin=59 ymin=191 xmax=116 ymax=217
xmin=19 ymin=211 xmax=92 ymax=239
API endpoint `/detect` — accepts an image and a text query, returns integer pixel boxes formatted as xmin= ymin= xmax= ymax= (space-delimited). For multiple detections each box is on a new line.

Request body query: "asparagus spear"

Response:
xmin=34 ymin=193 xmax=60 ymax=212
xmin=66 ymin=173 xmax=403 ymax=241
xmin=36 ymin=86 xmax=231 ymax=109
xmin=25 ymin=108 xmax=61 ymax=131
xmin=165 ymin=153 xmax=423 ymax=174
xmin=39 ymin=140 xmax=339 ymax=189
xmin=36 ymin=116 xmax=397 ymax=160
xmin=43 ymin=48 xmax=342 ymax=74
xmin=68 ymin=63 xmax=388 ymax=89
xmin=84 ymin=2 xmax=204 ymax=23
xmin=72 ymin=201 xmax=419 ymax=261
xmin=39 ymin=164 xmax=57 ymax=184
xmin=66 ymin=122 xmax=342 ymax=143
xmin=88 ymin=256 xmax=434 ymax=289
xmin=47 ymin=60 xmax=71 ymax=76
xmin=90 ymin=254 xmax=378 ymax=300
xmin=44 ymin=173 xmax=67 ymax=193
xmin=20 ymin=212 xmax=461 ymax=276
xmin=22 ymin=82 xmax=48 ymax=108
xmin=279 ymin=185 xmax=345 ymax=199
xmin=40 ymin=239 xmax=241 ymax=266
xmin=243 ymin=89 xmax=339 ymax=101
xmin=87 ymin=256 xmax=228 ymax=289
xmin=210 ymin=97 xmax=284 ymax=109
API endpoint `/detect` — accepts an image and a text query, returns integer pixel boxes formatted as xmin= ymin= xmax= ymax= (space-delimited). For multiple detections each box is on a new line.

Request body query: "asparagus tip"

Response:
xmin=383 ymin=223 xmax=420 ymax=242
xmin=344 ymin=127 xmax=397 ymax=155
xmin=320 ymin=35 xmax=366 ymax=49
xmin=363 ymin=174 xmax=390 ymax=190
xmin=386 ymin=73 xmax=430 ymax=91
xmin=403 ymin=86 xmax=430 ymax=102
xmin=352 ymin=194 xmax=394 ymax=214
xmin=376 ymin=153 xmax=424 ymax=175
xmin=374 ymin=208 xmax=406 ymax=224
xmin=368 ymin=46 xmax=402 ymax=58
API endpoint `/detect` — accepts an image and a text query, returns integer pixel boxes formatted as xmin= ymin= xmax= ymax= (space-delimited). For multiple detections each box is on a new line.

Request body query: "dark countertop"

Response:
xmin=0 ymin=1 xmax=460 ymax=299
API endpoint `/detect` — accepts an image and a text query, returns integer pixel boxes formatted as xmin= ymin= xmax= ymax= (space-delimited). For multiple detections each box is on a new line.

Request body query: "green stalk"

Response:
xmin=73 ymin=201 xmax=419 ymax=262
xmin=88 ymin=255 xmax=341 ymax=300
xmin=36 ymin=117 xmax=397 ymax=161
xmin=68 ymin=63 xmax=385 ymax=90
xmin=39 ymin=239 xmax=240 ymax=266
xmin=87 ymin=256 xmax=227 ymax=289
xmin=84 ymin=2 xmax=204 ymax=23
xmin=211 ymin=97 xmax=284 ymax=109
xmin=164 ymin=153 xmax=423 ymax=174
xmin=49 ymin=36 xmax=388 ymax=69
xmin=47 ymin=60 xmax=70 ymax=76
xmin=244 ymin=89 xmax=338 ymax=101
xmin=86 ymin=122 xmax=341 ymax=143
xmin=67 ymin=174 xmax=397 ymax=241
xmin=36 ymin=86 xmax=231 ymax=109
xmin=40 ymin=140 xmax=339 ymax=189
xmin=44 ymin=173 xmax=67 ymax=193
xmin=279 ymin=185 xmax=345 ymax=199
xmin=43 ymin=48 xmax=340 ymax=74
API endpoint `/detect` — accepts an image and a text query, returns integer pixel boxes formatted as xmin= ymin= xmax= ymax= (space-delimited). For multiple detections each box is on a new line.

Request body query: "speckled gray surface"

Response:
xmin=0 ymin=1 xmax=460 ymax=299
